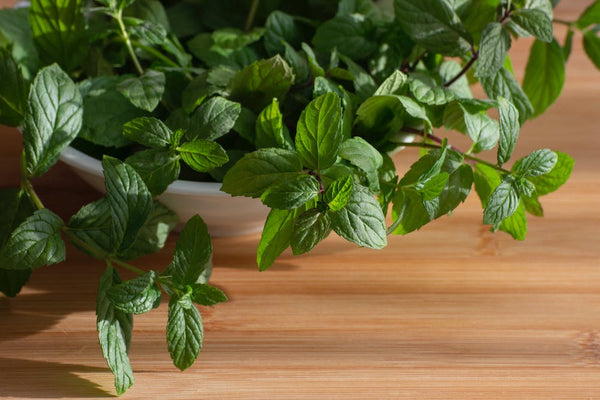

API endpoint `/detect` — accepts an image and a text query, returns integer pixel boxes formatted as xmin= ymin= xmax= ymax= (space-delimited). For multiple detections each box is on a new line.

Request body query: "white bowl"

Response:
xmin=59 ymin=146 xmax=269 ymax=237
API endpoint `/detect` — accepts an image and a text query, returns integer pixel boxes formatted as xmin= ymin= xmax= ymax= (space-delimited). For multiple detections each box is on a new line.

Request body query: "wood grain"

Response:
xmin=1 ymin=1 xmax=600 ymax=398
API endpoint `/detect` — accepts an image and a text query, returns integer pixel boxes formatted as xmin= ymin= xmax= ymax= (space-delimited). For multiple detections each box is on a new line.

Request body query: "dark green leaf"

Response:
xmin=523 ymin=39 xmax=565 ymax=117
xmin=283 ymin=42 xmax=310 ymax=83
xmin=228 ymin=55 xmax=294 ymax=112
xmin=264 ymin=11 xmax=298 ymax=54
xmin=497 ymin=97 xmax=520 ymax=166
xmin=177 ymin=140 xmax=229 ymax=172
xmin=23 ymin=64 xmax=83 ymax=177
xmin=163 ymin=215 xmax=212 ymax=286
xmin=96 ymin=266 xmax=134 ymax=396
xmin=291 ymin=209 xmax=332 ymax=255
xmin=125 ymin=149 xmax=181 ymax=195
xmin=339 ymin=54 xmax=378 ymax=100
xmin=475 ymin=22 xmax=511 ymax=78
xmin=68 ymin=198 xmax=112 ymax=258
xmin=313 ymin=15 xmax=377 ymax=60
xmin=257 ymin=207 xmax=302 ymax=271
xmin=0 ymin=49 xmax=27 ymax=126
xmin=301 ymin=43 xmax=326 ymax=78
xmin=188 ymin=96 xmax=241 ymax=141
xmin=418 ymin=172 xmax=449 ymax=201
xmin=436 ymin=164 xmax=473 ymax=217
xmin=325 ymin=175 xmax=354 ymax=212
xmin=480 ymin=67 xmax=534 ymax=124
xmin=0 ymin=7 xmax=39 ymax=79
xmin=510 ymin=9 xmax=553 ymax=43
xmin=29 ymin=0 xmax=86 ymax=72
xmin=102 ymin=156 xmax=154 ymax=252
xmin=255 ymin=98 xmax=293 ymax=150
xmin=167 ymin=296 xmax=203 ymax=371
xmin=577 ymin=0 xmax=600 ymax=29
xmin=212 ymin=27 xmax=264 ymax=51
xmin=339 ymin=137 xmax=383 ymax=191
xmin=261 ymin=174 xmax=320 ymax=210
xmin=107 ymin=270 xmax=161 ymax=315
xmin=461 ymin=0 xmax=500 ymax=43
xmin=0 ymin=209 xmax=65 ymax=271
xmin=583 ymin=30 xmax=600 ymax=70
xmin=394 ymin=0 xmax=472 ymax=56
xmin=116 ymin=70 xmax=166 ymax=112
xmin=295 ymin=92 xmax=343 ymax=172
xmin=190 ymin=283 xmax=227 ymax=306
xmin=122 ymin=117 xmax=174 ymax=148
xmin=331 ymin=185 xmax=387 ymax=249
xmin=390 ymin=188 xmax=431 ymax=235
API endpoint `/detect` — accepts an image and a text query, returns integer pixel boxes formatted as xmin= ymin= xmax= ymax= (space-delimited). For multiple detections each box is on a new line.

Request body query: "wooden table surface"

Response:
xmin=1 ymin=1 xmax=600 ymax=399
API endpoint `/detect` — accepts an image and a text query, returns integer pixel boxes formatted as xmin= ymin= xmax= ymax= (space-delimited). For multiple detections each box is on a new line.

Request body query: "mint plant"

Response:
xmin=0 ymin=0 xmax=595 ymax=395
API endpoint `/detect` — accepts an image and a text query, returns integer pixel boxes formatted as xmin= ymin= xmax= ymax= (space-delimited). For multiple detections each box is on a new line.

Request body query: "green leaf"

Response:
xmin=23 ymin=64 xmax=83 ymax=177
xmin=462 ymin=108 xmax=499 ymax=152
xmin=527 ymin=151 xmax=574 ymax=195
xmin=483 ymin=176 xmax=520 ymax=225
xmin=418 ymin=172 xmax=450 ymax=201
xmin=283 ymin=42 xmax=310 ymax=83
xmin=291 ymin=209 xmax=332 ymax=255
xmin=390 ymin=188 xmax=431 ymax=235
xmin=331 ymin=185 xmax=387 ymax=249
xmin=177 ymin=140 xmax=229 ymax=173
xmin=122 ymin=117 xmax=174 ymax=148
xmin=0 ymin=209 xmax=65 ymax=271
xmin=163 ymin=215 xmax=212 ymax=286
xmin=261 ymin=174 xmax=320 ymax=210
xmin=461 ymin=0 xmax=500 ymax=43
xmin=188 ymin=96 xmax=241 ymax=141
xmin=0 ymin=7 xmax=39 ymax=79
xmin=0 ymin=268 xmax=32 ymax=298
xmin=510 ymin=9 xmax=553 ymax=43
xmin=78 ymin=76 xmax=147 ymax=148
xmin=437 ymin=164 xmax=473 ymax=217
xmin=228 ymin=55 xmax=295 ymax=112
xmin=125 ymin=149 xmax=180 ymax=195
xmin=29 ymin=0 xmax=86 ymax=72
xmin=301 ymin=43 xmax=326 ymax=78
xmin=338 ymin=137 xmax=383 ymax=191
xmin=96 ymin=266 xmax=134 ymax=396
xmin=211 ymin=27 xmax=264 ymax=51
xmin=577 ymin=0 xmax=600 ymax=29
xmin=522 ymin=39 xmax=565 ymax=117
xmin=68 ymin=198 xmax=112 ymax=258
xmin=222 ymin=148 xmax=303 ymax=198
xmin=512 ymin=149 xmax=558 ymax=178
xmin=167 ymin=296 xmax=203 ymax=371
xmin=107 ymin=270 xmax=161 ymax=315
xmin=394 ymin=0 xmax=472 ymax=56
xmin=190 ymin=283 xmax=227 ymax=306
xmin=257 ymin=207 xmax=302 ymax=271
xmin=313 ymin=15 xmax=377 ymax=60
xmin=480 ymin=67 xmax=534 ymax=124
xmin=475 ymin=22 xmax=511 ymax=78
xmin=117 ymin=70 xmax=166 ymax=112
xmin=339 ymin=54 xmax=378 ymax=100
xmin=497 ymin=97 xmax=520 ymax=166
xmin=295 ymin=92 xmax=343 ymax=172
xmin=0 ymin=49 xmax=27 ymax=126
xmin=583 ymin=30 xmax=600 ymax=70
xmin=325 ymin=175 xmax=354 ymax=212
xmin=255 ymin=98 xmax=293 ymax=150
xmin=102 ymin=156 xmax=154 ymax=252
xmin=264 ymin=11 xmax=298 ymax=54
xmin=374 ymin=70 xmax=408 ymax=96
xmin=498 ymin=201 xmax=527 ymax=240
xmin=409 ymin=75 xmax=456 ymax=106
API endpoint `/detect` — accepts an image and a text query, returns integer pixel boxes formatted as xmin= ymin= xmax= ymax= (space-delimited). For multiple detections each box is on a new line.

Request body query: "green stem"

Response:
xmin=245 ymin=0 xmax=260 ymax=32
xmin=115 ymin=10 xmax=144 ymax=76
xmin=22 ymin=179 xmax=44 ymax=210
xmin=110 ymin=258 xmax=147 ymax=276
xmin=554 ymin=19 xmax=575 ymax=27
xmin=444 ymin=47 xmax=478 ymax=87
xmin=130 ymin=40 xmax=180 ymax=69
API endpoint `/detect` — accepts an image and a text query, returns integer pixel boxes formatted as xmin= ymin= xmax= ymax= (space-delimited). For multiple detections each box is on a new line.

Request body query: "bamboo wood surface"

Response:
xmin=1 ymin=1 xmax=600 ymax=398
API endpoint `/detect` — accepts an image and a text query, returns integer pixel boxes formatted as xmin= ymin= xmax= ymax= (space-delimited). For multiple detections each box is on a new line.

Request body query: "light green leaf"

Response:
xmin=261 ymin=174 xmax=320 ymax=210
xmin=177 ymin=140 xmax=229 ymax=173
xmin=96 ymin=266 xmax=134 ymax=396
xmin=475 ymin=22 xmax=511 ymax=78
xmin=0 ymin=49 xmax=27 ymax=126
xmin=122 ymin=117 xmax=174 ymax=148
xmin=291 ymin=209 xmax=332 ymax=255
xmin=483 ymin=176 xmax=520 ymax=225
xmin=523 ymin=39 xmax=565 ymax=117
xmin=23 ymin=64 xmax=83 ymax=177
xmin=331 ymin=185 xmax=387 ymax=249
xmin=462 ymin=108 xmax=499 ymax=152
xmin=188 ymin=96 xmax=241 ymax=141
xmin=409 ymin=75 xmax=456 ymax=106
xmin=221 ymin=148 xmax=303 ymax=198
xmin=107 ymin=270 xmax=161 ymax=314
xmin=117 ymin=70 xmax=166 ymax=112
xmin=418 ymin=172 xmax=449 ymax=201
xmin=374 ymin=70 xmax=408 ymax=96
xmin=480 ymin=67 xmax=534 ymax=124
xmin=125 ymin=149 xmax=181 ymax=195
xmin=295 ymin=92 xmax=344 ymax=172
xmin=313 ymin=15 xmax=377 ymax=60
xmin=29 ymin=0 xmax=86 ymax=72
xmin=339 ymin=136 xmax=383 ymax=191
xmin=190 ymin=284 xmax=227 ymax=306
xmin=0 ymin=209 xmax=65 ymax=271
xmin=301 ymin=43 xmax=326 ymax=78
xmin=527 ymin=151 xmax=574 ymax=195
xmin=497 ymin=97 xmax=520 ymax=166
xmin=512 ymin=149 xmax=558 ymax=178
xmin=167 ymin=296 xmax=203 ymax=371
xmin=228 ymin=55 xmax=294 ymax=112
xmin=257 ymin=207 xmax=303 ymax=271
xmin=394 ymin=0 xmax=472 ymax=56
xmin=461 ymin=0 xmax=500 ymax=43
xmin=577 ymin=0 xmax=600 ymax=29
xmin=102 ymin=156 xmax=154 ymax=252
xmin=325 ymin=175 xmax=354 ymax=212
xmin=162 ymin=215 xmax=212 ymax=286
xmin=511 ymin=9 xmax=553 ymax=43
xmin=255 ymin=98 xmax=293 ymax=150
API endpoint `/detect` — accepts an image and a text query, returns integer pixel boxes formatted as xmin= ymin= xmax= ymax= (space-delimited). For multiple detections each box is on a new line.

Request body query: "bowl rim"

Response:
xmin=59 ymin=146 xmax=228 ymax=196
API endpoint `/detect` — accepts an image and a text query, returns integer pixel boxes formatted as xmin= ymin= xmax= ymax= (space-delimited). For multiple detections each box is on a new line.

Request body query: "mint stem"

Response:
xmin=444 ymin=48 xmax=478 ymax=87
xmin=245 ymin=0 xmax=260 ymax=32
xmin=115 ymin=10 xmax=144 ymax=76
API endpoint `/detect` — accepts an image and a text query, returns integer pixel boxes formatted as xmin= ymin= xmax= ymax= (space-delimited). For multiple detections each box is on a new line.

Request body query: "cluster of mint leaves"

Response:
xmin=0 ymin=0 xmax=596 ymax=395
